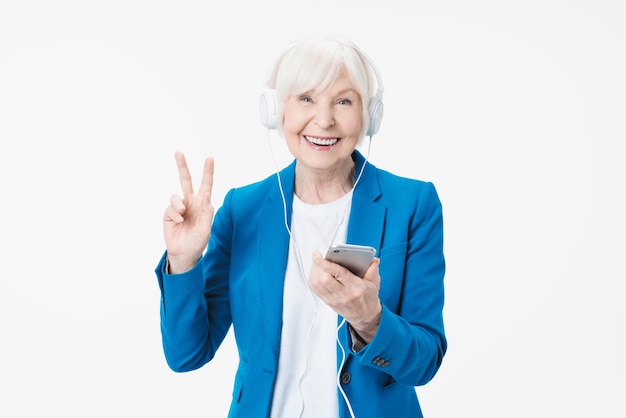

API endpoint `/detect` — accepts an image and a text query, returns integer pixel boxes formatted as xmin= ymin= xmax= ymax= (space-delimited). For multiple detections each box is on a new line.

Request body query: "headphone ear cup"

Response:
xmin=367 ymin=96 xmax=384 ymax=136
xmin=259 ymin=89 xmax=278 ymax=130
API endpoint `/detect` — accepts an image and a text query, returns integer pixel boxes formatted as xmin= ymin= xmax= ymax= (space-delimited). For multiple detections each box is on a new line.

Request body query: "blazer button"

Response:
xmin=341 ymin=372 xmax=351 ymax=384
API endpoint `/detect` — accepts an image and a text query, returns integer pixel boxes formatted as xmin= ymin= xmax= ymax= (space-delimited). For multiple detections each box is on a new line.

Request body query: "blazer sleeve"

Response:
xmin=155 ymin=190 xmax=235 ymax=372
xmin=352 ymin=181 xmax=446 ymax=386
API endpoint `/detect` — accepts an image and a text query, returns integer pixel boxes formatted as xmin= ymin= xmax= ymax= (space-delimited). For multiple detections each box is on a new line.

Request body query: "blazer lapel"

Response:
xmin=338 ymin=152 xmax=386 ymax=356
xmin=257 ymin=161 xmax=296 ymax=357
xmin=347 ymin=151 xmax=385 ymax=252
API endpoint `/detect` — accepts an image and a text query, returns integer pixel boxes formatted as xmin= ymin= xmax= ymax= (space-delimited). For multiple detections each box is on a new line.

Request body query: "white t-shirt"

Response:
xmin=270 ymin=191 xmax=352 ymax=418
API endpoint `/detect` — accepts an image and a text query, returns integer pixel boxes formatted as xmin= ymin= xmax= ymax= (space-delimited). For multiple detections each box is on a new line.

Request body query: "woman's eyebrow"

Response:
xmin=332 ymin=88 xmax=359 ymax=97
xmin=296 ymin=87 xmax=359 ymax=97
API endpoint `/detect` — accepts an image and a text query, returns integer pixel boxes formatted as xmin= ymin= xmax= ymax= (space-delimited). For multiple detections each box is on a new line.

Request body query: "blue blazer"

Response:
xmin=156 ymin=151 xmax=446 ymax=418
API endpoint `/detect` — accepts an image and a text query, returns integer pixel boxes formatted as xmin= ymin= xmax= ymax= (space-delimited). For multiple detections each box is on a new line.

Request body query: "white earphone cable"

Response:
xmin=266 ymin=130 xmax=374 ymax=418
xmin=337 ymin=318 xmax=356 ymax=418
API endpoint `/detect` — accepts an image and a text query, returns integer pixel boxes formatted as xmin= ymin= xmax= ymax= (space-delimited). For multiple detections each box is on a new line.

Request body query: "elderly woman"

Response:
xmin=156 ymin=35 xmax=446 ymax=418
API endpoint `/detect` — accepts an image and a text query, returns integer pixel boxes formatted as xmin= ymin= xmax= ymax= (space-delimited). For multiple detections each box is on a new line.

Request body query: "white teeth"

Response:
xmin=305 ymin=136 xmax=339 ymax=146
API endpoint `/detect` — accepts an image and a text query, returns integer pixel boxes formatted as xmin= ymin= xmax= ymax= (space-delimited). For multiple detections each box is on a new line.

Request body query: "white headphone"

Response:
xmin=259 ymin=44 xmax=384 ymax=137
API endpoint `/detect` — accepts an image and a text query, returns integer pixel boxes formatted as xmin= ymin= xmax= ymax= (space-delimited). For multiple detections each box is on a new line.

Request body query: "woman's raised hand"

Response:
xmin=163 ymin=151 xmax=215 ymax=274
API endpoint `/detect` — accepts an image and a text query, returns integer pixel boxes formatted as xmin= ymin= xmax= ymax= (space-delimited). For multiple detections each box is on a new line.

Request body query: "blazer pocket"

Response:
xmin=382 ymin=375 xmax=398 ymax=391
xmin=379 ymin=242 xmax=407 ymax=258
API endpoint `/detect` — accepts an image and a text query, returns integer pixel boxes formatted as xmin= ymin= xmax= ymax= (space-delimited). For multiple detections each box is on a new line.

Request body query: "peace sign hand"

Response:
xmin=163 ymin=151 xmax=215 ymax=274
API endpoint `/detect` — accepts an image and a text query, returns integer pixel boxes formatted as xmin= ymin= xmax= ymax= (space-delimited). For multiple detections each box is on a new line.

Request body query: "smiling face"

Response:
xmin=282 ymin=68 xmax=363 ymax=174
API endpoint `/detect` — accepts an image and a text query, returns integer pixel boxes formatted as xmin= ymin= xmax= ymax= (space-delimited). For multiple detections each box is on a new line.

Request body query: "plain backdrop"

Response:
xmin=1 ymin=1 xmax=624 ymax=417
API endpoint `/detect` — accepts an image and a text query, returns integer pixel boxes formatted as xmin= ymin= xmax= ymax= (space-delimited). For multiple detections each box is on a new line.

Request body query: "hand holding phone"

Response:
xmin=325 ymin=244 xmax=376 ymax=277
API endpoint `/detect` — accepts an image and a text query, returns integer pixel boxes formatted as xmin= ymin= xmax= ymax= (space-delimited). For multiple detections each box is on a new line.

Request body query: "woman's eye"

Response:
xmin=337 ymin=99 xmax=352 ymax=105
xmin=299 ymin=96 xmax=312 ymax=103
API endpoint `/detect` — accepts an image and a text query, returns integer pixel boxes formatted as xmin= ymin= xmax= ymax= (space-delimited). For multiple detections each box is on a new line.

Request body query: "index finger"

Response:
xmin=313 ymin=251 xmax=349 ymax=279
xmin=175 ymin=151 xmax=194 ymax=197
xmin=198 ymin=156 xmax=214 ymax=196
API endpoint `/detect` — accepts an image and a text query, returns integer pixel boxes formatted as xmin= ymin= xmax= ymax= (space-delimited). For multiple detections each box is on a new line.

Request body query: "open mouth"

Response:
xmin=304 ymin=135 xmax=340 ymax=147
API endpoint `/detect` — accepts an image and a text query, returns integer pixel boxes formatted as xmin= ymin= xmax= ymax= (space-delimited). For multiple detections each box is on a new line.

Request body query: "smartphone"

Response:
xmin=325 ymin=243 xmax=376 ymax=277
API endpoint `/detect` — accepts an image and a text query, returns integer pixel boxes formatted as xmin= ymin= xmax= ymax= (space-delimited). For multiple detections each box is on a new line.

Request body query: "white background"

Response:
xmin=1 ymin=1 xmax=625 ymax=417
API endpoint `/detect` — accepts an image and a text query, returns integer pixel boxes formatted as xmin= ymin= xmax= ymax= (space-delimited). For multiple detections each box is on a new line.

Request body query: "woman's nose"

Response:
xmin=314 ymin=105 xmax=335 ymax=129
